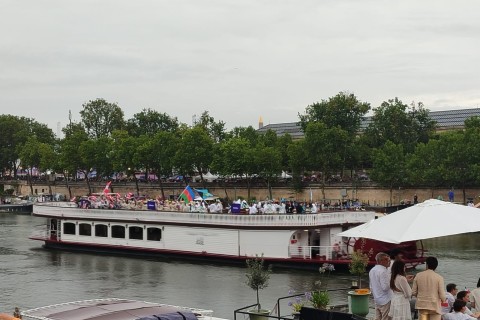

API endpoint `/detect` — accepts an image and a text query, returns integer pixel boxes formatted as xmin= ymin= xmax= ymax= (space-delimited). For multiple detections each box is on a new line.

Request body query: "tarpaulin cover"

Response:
xmin=21 ymin=299 xmax=200 ymax=320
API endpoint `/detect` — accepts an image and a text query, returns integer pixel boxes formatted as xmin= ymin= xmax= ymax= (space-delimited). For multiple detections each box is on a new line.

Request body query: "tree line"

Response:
xmin=1 ymin=92 xmax=480 ymax=204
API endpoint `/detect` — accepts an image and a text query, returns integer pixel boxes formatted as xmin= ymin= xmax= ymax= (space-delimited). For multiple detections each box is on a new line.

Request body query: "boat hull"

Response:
xmin=30 ymin=203 xmax=426 ymax=271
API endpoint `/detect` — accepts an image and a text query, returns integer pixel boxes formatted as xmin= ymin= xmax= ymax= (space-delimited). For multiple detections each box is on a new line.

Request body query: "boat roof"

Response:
xmin=21 ymin=299 xmax=215 ymax=320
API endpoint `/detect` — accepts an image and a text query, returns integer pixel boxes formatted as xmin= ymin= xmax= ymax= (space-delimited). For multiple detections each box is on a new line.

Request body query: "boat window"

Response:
xmin=79 ymin=223 xmax=92 ymax=236
xmin=129 ymin=226 xmax=143 ymax=240
xmin=147 ymin=227 xmax=162 ymax=241
xmin=95 ymin=224 xmax=108 ymax=237
xmin=63 ymin=222 xmax=76 ymax=235
xmin=111 ymin=225 xmax=125 ymax=239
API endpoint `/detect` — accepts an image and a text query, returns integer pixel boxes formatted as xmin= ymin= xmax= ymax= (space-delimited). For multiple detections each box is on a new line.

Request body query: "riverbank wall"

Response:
xmin=5 ymin=181 xmax=479 ymax=206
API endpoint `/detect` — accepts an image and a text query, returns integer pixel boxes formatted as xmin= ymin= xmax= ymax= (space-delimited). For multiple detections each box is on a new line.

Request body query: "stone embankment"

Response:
xmin=3 ymin=180 xmax=477 ymax=206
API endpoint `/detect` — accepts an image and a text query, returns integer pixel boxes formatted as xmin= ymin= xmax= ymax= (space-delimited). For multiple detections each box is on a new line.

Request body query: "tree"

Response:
xmin=126 ymin=108 xmax=179 ymax=137
xmin=255 ymin=144 xmax=282 ymax=200
xmin=174 ymin=127 xmax=214 ymax=185
xmin=195 ymin=111 xmax=228 ymax=143
xmin=80 ymin=98 xmax=125 ymax=138
xmin=364 ymin=98 xmax=436 ymax=154
xmin=0 ymin=115 xmax=55 ymax=177
xmin=245 ymin=256 xmax=271 ymax=312
xmin=299 ymin=91 xmax=370 ymax=137
xmin=370 ymin=141 xmax=406 ymax=205
xmin=303 ymin=122 xmax=349 ymax=199
xmin=229 ymin=126 xmax=259 ymax=146
xmin=287 ymin=140 xmax=307 ymax=194
xmin=406 ymin=141 xmax=444 ymax=197
xmin=213 ymin=137 xmax=257 ymax=200
xmin=111 ymin=130 xmax=140 ymax=195
xmin=138 ymin=131 xmax=178 ymax=199
xmin=58 ymin=124 xmax=89 ymax=197
xmin=78 ymin=136 xmax=114 ymax=195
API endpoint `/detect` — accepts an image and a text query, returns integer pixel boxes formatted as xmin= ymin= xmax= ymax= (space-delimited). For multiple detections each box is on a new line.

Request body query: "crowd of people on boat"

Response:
xmin=369 ymin=250 xmax=480 ymax=320
xmin=72 ymin=192 xmax=365 ymax=214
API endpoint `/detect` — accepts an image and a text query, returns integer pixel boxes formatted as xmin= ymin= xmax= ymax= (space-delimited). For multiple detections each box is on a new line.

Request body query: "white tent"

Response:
xmin=337 ymin=199 xmax=480 ymax=244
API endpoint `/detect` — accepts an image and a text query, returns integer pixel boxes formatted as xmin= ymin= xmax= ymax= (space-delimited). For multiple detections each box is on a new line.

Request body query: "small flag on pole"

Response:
xmin=178 ymin=185 xmax=198 ymax=203
xmin=103 ymin=181 xmax=112 ymax=194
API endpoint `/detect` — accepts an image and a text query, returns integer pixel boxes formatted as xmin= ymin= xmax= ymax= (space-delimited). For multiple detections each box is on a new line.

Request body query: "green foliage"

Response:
xmin=80 ymin=98 xmax=125 ymax=138
xmin=349 ymin=243 xmax=370 ymax=288
xmin=245 ymin=256 xmax=271 ymax=310
xmin=309 ymin=291 xmax=330 ymax=310
xmin=364 ymin=98 xmax=436 ymax=153
xmin=126 ymin=108 xmax=179 ymax=137
xmin=370 ymin=141 xmax=406 ymax=204
xmin=299 ymin=91 xmax=370 ymax=137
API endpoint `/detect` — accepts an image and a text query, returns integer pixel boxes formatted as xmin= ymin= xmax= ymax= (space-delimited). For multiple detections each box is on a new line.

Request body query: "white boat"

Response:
xmin=20 ymin=298 xmax=226 ymax=320
xmin=30 ymin=202 xmax=425 ymax=270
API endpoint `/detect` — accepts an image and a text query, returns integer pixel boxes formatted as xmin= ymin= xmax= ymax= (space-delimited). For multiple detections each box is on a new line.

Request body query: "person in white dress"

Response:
xmin=470 ymin=278 xmax=480 ymax=312
xmin=388 ymin=260 xmax=412 ymax=320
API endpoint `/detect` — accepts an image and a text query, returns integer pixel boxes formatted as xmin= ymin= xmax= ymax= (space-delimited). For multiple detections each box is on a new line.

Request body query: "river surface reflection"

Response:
xmin=0 ymin=213 xmax=479 ymax=318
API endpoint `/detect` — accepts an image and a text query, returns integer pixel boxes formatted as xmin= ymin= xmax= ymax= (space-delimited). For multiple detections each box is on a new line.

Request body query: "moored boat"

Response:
xmin=30 ymin=202 xmax=425 ymax=270
xmin=20 ymin=298 xmax=226 ymax=320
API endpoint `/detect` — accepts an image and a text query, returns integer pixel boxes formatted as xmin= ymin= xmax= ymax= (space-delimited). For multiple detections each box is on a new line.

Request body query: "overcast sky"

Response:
xmin=1 ymin=0 xmax=480 ymax=135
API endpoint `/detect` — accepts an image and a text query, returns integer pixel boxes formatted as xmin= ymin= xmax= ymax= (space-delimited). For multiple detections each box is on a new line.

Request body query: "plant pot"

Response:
xmin=248 ymin=309 xmax=270 ymax=320
xmin=347 ymin=291 xmax=370 ymax=317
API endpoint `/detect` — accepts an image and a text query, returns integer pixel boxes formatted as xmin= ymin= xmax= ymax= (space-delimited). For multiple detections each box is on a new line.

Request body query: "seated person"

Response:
xmin=443 ymin=300 xmax=477 ymax=320
xmin=442 ymin=284 xmax=459 ymax=314
xmin=457 ymin=291 xmax=480 ymax=318
xmin=471 ymin=278 xmax=480 ymax=312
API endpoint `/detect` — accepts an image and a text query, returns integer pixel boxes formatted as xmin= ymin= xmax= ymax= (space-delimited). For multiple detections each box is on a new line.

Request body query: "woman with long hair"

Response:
xmin=388 ymin=260 xmax=412 ymax=320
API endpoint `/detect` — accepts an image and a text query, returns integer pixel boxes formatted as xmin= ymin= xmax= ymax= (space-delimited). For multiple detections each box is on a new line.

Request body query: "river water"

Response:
xmin=1 ymin=212 xmax=479 ymax=319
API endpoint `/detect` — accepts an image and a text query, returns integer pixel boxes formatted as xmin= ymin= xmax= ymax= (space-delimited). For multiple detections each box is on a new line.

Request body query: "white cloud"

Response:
xmin=1 ymin=0 xmax=480 ymax=132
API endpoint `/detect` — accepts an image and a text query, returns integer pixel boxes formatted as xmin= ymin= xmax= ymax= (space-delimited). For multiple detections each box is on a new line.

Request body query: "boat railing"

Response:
xmin=34 ymin=204 xmax=375 ymax=227
xmin=289 ymin=245 xmax=349 ymax=260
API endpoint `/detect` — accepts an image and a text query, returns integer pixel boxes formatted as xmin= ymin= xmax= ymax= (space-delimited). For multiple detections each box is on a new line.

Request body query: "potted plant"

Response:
xmin=288 ymin=290 xmax=308 ymax=320
xmin=348 ymin=248 xmax=369 ymax=289
xmin=245 ymin=255 xmax=272 ymax=320
xmin=347 ymin=245 xmax=371 ymax=317
xmin=309 ymin=290 xmax=330 ymax=310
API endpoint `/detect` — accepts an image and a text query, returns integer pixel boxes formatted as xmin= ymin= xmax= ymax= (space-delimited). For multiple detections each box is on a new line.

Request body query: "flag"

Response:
xmin=178 ymin=185 xmax=198 ymax=203
xmin=103 ymin=181 xmax=112 ymax=194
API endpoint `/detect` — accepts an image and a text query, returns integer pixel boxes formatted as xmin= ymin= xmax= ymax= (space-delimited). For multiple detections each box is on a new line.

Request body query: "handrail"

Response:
xmin=33 ymin=204 xmax=375 ymax=227
xmin=234 ymin=287 xmax=357 ymax=320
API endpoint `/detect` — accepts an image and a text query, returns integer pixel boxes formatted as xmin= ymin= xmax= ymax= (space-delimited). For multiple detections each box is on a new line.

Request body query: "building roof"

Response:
xmin=258 ymin=107 xmax=480 ymax=138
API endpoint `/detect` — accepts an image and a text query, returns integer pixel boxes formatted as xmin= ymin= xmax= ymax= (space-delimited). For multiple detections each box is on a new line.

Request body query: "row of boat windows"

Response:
xmin=63 ymin=223 xmax=162 ymax=241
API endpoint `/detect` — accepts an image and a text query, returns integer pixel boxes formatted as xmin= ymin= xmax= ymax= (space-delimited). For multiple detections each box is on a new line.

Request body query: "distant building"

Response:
xmin=257 ymin=107 xmax=480 ymax=139
xmin=258 ymin=116 xmax=263 ymax=129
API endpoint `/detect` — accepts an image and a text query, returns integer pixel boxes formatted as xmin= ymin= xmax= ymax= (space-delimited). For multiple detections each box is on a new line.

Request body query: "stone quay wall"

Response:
xmin=8 ymin=181 xmax=479 ymax=206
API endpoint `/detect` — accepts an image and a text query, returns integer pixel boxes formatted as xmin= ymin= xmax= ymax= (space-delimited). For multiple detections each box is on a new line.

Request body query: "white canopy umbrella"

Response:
xmin=337 ymin=199 xmax=480 ymax=244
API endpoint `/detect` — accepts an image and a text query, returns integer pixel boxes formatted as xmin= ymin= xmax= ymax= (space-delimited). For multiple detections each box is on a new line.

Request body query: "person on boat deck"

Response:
xmin=457 ymin=291 xmax=480 ymax=318
xmin=278 ymin=201 xmax=286 ymax=214
xmin=369 ymin=252 xmax=393 ymax=320
xmin=442 ymin=284 xmax=459 ymax=315
xmin=412 ymin=256 xmax=446 ymax=320
xmin=215 ymin=199 xmax=223 ymax=213
xmin=443 ymin=300 xmax=477 ymax=320
xmin=311 ymin=202 xmax=318 ymax=213
xmin=388 ymin=249 xmax=415 ymax=281
xmin=208 ymin=201 xmax=217 ymax=213
xmin=248 ymin=202 xmax=258 ymax=215
xmin=388 ymin=260 xmax=413 ymax=320
xmin=470 ymin=278 xmax=480 ymax=312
